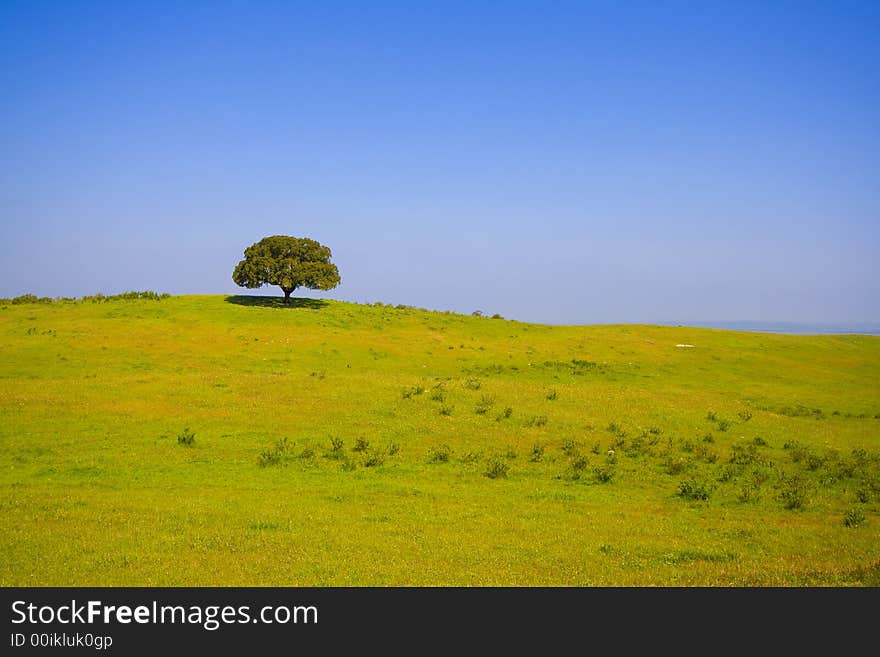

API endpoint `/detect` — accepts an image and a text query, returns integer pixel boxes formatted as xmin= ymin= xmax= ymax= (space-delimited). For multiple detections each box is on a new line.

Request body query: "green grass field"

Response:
xmin=1 ymin=294 xmax=878 ymax=586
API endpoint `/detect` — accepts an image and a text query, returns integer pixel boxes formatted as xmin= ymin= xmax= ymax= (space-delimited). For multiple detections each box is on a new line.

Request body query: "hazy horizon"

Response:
xmin=2 ymin=2 xmax=878 ymax=326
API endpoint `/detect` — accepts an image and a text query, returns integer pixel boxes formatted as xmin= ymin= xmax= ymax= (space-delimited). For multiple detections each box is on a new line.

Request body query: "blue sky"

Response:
xmin=1 ymin=1 xmax=877 ymax=325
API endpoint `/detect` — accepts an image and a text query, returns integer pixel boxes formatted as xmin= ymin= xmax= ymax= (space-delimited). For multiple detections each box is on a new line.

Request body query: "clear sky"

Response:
xmin=1 ymin=1 xmax=878 ymax=325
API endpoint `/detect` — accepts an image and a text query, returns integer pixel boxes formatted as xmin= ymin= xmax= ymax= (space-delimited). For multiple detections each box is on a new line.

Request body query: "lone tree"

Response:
xmin=232 ymin=235 xmax=341 ymax=303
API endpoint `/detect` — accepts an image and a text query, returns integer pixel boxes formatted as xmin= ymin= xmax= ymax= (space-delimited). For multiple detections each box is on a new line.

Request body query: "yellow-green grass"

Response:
xmin=1 ymin=294 xmax=878 ymax=586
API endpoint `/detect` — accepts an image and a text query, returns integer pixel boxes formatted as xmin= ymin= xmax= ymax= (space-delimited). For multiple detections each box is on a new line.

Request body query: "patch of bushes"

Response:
xmin=677 ymin=479 xmax=712 ymax=500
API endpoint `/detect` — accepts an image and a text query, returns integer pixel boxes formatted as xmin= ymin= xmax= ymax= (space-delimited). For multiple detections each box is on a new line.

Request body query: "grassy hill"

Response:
xmin=1 ymin=294 xmax=878 ymax=585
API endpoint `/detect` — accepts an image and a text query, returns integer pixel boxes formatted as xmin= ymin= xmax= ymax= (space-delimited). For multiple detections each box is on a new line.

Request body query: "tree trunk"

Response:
xmin=282 ymin=287 xmax=293 ymax=303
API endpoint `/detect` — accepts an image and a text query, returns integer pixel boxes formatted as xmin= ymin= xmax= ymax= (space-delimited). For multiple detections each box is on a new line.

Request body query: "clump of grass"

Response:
xmin=529 ymin=443 xmax=544 ymax=462
xmin=177 ymin=427 xmax=196 ymax=447
xmin=463 ymin=377 xmax=482 ymax=390
xmin=591 ymin=442 xmax=601 ymax=455
xmin=362 ymin=450 xmax=386 ymax=467
xmin=546 ymin=389 xmax=558 ymax=401
xmin=844 ymin=508 xmax=866 ymax=528
xmin=561 ymin=439 xmax=579 ymax=457
xmin=664 ymin=454 xmax=692 ymax=475
xmin=485 ymin=457 xmax=510 ymax=479
xmin=430 ymin=389 xmax=445 ymax=403
xmin=496 ymin=406 xmax=513 ymax=421
xmin=299 ymin=446 xmax=316 ymax=460
xmin=702 ymin=433 xmax=715 ymax=444
xmin=737 ymin=483 xmax=761 ymax=503
xmin=402 ymin=385 xmax=425 ymax=399
xmin=677 ymin=479 xmax=712 ymax=500
xmin=752 ymin=436 xmax=768 ymax=447
xmin=706 ymin=411 xmax=718 ymax=422
xmin=427 ymin=445 xmax=451 ymax=463
xmin=258 ymin=437 xmax=289 ymax=467
xmin=805 ymin=453 xmax=826 ymax=471
xmin=738 ymin=411 xmax=753 ymax=422
xmin=387 ymin=442 xmax=400 ymax=456
xmin=340 ymin=458 xmax=357 ymax=472
xmin=459 ymin=451 xmax=481 ymax=464
xmin=439 ymin=404 xmax=454 ymax=416
xmin=855 ymin=488 xmax=870 ymax=503
xmin=353 ymin=437 xmax=370 ymax=452
xmin=504 ymin=447 xmax=518 ymax=459
xmin=717 ymin=419 xmax=731 ymax=432
xmin=525 ymin=415 xmax=547 ymax=428
xmin=325 ymin=437 xmax=345 ymax=459
xmin=474 ymin=395 xmax=494 ymax=415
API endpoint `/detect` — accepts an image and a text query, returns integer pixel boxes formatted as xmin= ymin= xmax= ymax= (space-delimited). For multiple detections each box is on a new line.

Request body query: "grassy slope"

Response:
xmin=0 ymin=294 xmax=878 ymax=586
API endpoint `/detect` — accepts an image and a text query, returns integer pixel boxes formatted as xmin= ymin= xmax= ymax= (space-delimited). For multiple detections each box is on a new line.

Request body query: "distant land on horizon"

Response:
xmin=655 ymin=320 xmax=880 ymax=336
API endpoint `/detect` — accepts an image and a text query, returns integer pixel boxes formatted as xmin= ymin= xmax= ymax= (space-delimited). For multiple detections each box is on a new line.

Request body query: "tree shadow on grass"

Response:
xmin=224 ymin=295 xmax=329 ymax=310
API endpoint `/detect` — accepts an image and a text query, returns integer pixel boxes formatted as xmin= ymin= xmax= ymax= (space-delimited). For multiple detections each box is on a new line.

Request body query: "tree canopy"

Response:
xmin=232 ymin=236 xmax=341 ymax=302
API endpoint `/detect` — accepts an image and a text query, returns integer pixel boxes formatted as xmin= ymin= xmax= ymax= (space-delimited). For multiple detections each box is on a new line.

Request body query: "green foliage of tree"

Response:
xmin=232 ymin=236 xmax=341 ymax=302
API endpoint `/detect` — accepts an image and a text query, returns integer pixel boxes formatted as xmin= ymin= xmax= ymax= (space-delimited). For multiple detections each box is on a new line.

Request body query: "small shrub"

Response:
xmin=430 ymin=389 xmax=445 ymax=403
xmin=474 ymin=395 xmax=494 ymax=415
xmin=737 ymin=483 xmax=761 ymax=503
xmin=844 ymin=508 xmax=866 ymax=528
xmin=463 ymin=377 xmax=482 ymax=390
xmin=402 ymin=385 xmax=425 ymax=399
xmin=340 ymin=458 xmax=357 ymax=472
xmin=427 ymin=445 xmax=451 ymax=463
xmin=591 ymin=442 xmax=601 ymax=455
xmin=439 ymin=405 xmax=454 ymax=416
xmin=362 ymin=450 xmax=386 ymax=467
xmin=177 ymin=427 xmax=196 ymax=447
xmin=529 ymin=444 xmax=544 ymax=462
xmin=485 ymin=457 xmax=509 ymax=479
xmin=703 ymin=433 xmax=715 ymax=444
xmin=387 ymin=442 xmax=400 ymax=456
xmin=571 ymin=455 xmax=589 ymax=471
xmin=664 ymin=455 xmax=691 ymax=475
xmin=546 ymin=389 xmax=558 ymax=401
xmin=706 ymin=411 xmax=718 ymax=422
xmin=459 ymin=451 xmax=481 ymax=464
xmin=752 ymin=436 xmax=768 ymax=447
xmin=258 ymin=449 xmax=282 ymax=468
xmin=806 ymin=454 xmax=826 ymax=471
xmin=490 ymin=313 xmax=504 ymax=319
xmin=780 ymin=476 xmax=809 ymax=510
xmin=561 ymin=439 xmax=579 ymax=456
xmin=738 ymin=411 xmax=753 ymax=422
xmin=525 ymin=415 xmax=547 ymax=428
xmin=855 ymin=488 xmax=870 ymax=503
xmin=717 ymin=419 xmax=730 ymax=432
xmin=678 ymin=479 xmax=712 ymax=500
xmin=594 ymin=464 xmax=616 ymax=483
xmin=325 ymin=437 xmax=345 ymax=459
xmin=353 ymin=437 xmax=370 ymax=452
xmin=496 ymin=406 xmax=513 ymax=421
xmin=299 ymin=447 xmax=316 ymax=460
